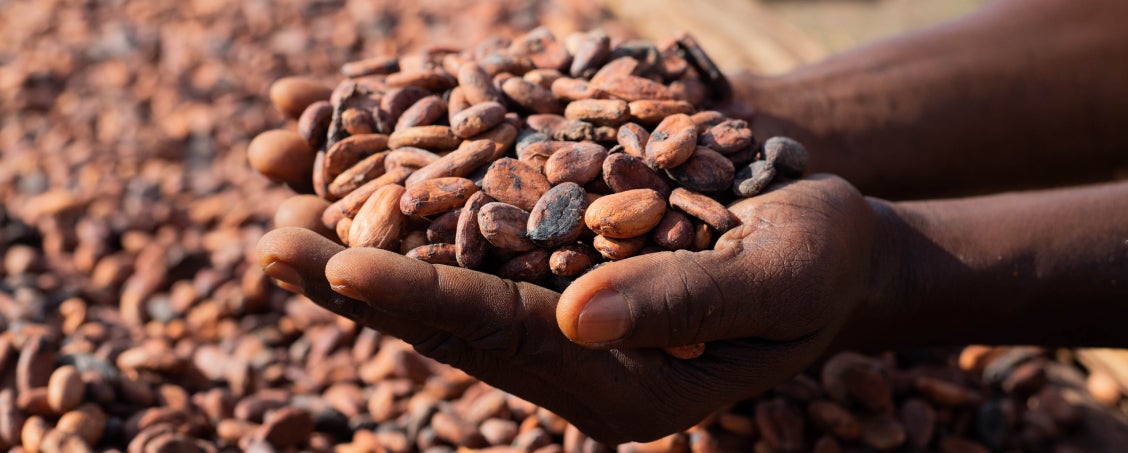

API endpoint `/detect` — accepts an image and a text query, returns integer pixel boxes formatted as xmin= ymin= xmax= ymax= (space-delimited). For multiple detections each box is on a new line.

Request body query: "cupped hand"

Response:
xmin=256 ymin=175 xmax=892 ymax=443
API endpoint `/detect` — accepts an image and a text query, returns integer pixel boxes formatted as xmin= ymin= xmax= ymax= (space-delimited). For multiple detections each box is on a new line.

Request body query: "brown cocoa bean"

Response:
xmin=388 ymin=125 xmax=460 ymax=151
xmin=399 ymin=177 xmax=478 ymax=217
xmin=395 ymin=95 xmax=448 ymax=131
xmin=523 ymin=68 xmax=564 ymax=89
xmin=527 ymin=182 xmax=589 ymax=248
xmin=860 ymin=414 xmax=906 ymax=451
xmin=568 ymin=31 xmax=611 ymax=78
xmin=450 ymin=101 xmax=506 ymax=138
xmin=665 ymin=146 xmax=734 ymax=193
xmin=458 ymin=62 xmax=503 ymax=105
xmin=381 ymin=86 xmax=430 ymax=129
xmin=259 ymin=407 xmax=313 ymax=448
xmin=46 ymin=365 xmax=83 ymax=413
xmin=628 ymin=100 xmax=695 ymax=125
xmin=270 ymin=76 xmax=332 ymax=120
xmin=385 ymin=69 xmax=456 ymax=91
xmin=551 ymin=77 xmax=602 ymax=102
xmin=55 ymin=404 xmax=105 ymax=446
xmin=590 ymin=57 xmax=640 ymax=86
xmin=384 ymin=147 xmax=440 ymax=171
xmin=401 ymin=230 xmax=429 ymax=254
xmin=733 ymin=160 xmax=777 ymax=198
xmin=669 ymin=188 xmax=740 ymax=233
xmin=329 ymin=151 xmax=390 ymax=199
xmin=616 ymin=123 xmax=650 ymax=159
xmin=594 ymin=75 xmax=673 ymax=102
xmin=544 ymin=142 xmax=608 ymax=186
xmin=652 ymin=211 xmax=694 ymax=250
xmin=481 ymin=157 xmax=552 ymax=211
xmin=341 ymin=56 xmax=399 ymax=77
xmin=549 ymin=244 xmax=601 ymax=277
xmin=447 ymin=86 xmax=471 ymax=120
xmin=502 ymin=77 xmax=561 ymax=115
xmin=675 ymin=33 xmax=732 ymax=102
xmin=470 ymin=122 xmax=519 ymax=161
xmin=900 ymin=398 xmax=936 ymax=449
xmin=564 ymin=100 xmax=629 ymax=126
xmin=700 ymin=119 xmax=754 ymax=155
xmin=764 ymin=136 xmax=809 ymax=178
xmin=690 ymin=110 xmax=727 ymax=133
xmin=17 ymin=335 xmax=54 ymax=394
xmin=298 ymin=100 xmax=333 ymax=151
xmin=427 ymin=210 xmax=461 ymax=244
xmin=342 ymin=108 xmax=375 ymax=135
xmin=584 ymin=189 xmax=666 ymax=239
xmin=592 ymin=235 xmax=647 ymax=261
xmin=349 ymin=184 xmax=407 ymax=250
xmin=456 ymin=192 xmax=496 ymax=269
xmin=807 ymin=400 xmax=861 ymax=440
xmin=914 ymin=376 xmax=981 ymax=406
xmin=497 ymin=249 xmax=551 ymax=283
xmin=645 ymin=113 xmax=697 ymax=169
xmin=324 ymin=134 xmax=390 ymax=183
xmin=405 ymin=139 xmax=495 ymax=186
xmin=247 ymin=130 xmax=315 ymax=191
xmin=404 ymin=244 xmax=459 ymax=266
xmin=477 ymin=202 xmax=535 ymax=252
xmin=755 ymin=398 xmax=805 ymax=452
xmin=821 ymin=352 xmax=893 ymax=412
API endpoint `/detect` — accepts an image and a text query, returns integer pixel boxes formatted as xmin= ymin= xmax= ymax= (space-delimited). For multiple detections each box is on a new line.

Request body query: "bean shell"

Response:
xmin=592 ymin=235 xmax=647 ymax=261
xmin=527 ymin=182 xmax=588 ymax=248
xmin=602 ymin=153 xmax=671 ymax=198
xmin=455 ymin=192 xmax=496 ymax=269
xmin=497 ymin=249 xmax=551 ymax=283
xmin=544 ymin=142 xmax=608 ymax=186
xmin=481 ymin=158 xmax=552 ymax=211
xmin=405 ymin=244 xmax=459 ymax=266
xmin=665 ymin=146 xmax=734 ymax=193
xmin=645 ymin=113 xmax=697 ymax=169
xmin=477 ymin=202 xmax=535 ymax=252
xmin=669 ymin=187 xmax=740 ymax=233
xmin=349 ymin=184 xmax=407 ymax=250
xmin=584 ymin=189 xmax=666 ymax=239
xmin=399 ymin=177 xmax=479 ymax=217
xmin=450 ymin=102 xmax=506 ymax=138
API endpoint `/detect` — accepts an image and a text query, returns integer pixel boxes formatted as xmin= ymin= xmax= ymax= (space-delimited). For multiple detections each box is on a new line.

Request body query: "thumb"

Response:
xmin=556 ymin=247 xmax=753 ymax=349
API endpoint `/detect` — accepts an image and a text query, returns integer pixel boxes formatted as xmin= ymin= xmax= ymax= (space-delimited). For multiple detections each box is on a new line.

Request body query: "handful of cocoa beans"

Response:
xmin=249 ymin=28 xmax=808 ymax=357
xmin=252 ymin=27 xmax=807 ymax=286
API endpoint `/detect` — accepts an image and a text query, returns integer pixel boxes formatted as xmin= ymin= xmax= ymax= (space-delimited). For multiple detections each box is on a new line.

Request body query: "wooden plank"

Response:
xmin=603 ymin=0 xmax=826 ymax=74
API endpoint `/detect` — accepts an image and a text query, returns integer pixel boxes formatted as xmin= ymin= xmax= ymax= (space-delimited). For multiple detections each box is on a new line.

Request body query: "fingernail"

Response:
xmin=330 ymin=282 xmax=364 ymax=301
xmin=264 ymin=261 xmax=304 ymax=293
xmin=575 ymin=289 xmax=632 ymax=345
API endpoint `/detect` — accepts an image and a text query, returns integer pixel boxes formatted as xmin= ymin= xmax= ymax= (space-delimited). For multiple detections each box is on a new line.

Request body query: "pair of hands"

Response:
xmin=257 ymin=174 xmax=891 ymax=442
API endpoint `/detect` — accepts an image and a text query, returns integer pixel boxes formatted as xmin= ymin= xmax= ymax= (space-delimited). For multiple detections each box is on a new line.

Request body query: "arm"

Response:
xmin=735 ymin=0 xmax=1128 ymax=199
xmin=841 ymin=179 xmax=1128 ymax=350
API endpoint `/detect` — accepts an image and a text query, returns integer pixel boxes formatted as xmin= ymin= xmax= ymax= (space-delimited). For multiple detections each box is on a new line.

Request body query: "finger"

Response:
xmin=556 ymin=247 xmax=756 ymax=349
xmin=256 ymin=227 xmax=438 ymax=343
xmin=325 ymin=247 xmax=561 ymax=351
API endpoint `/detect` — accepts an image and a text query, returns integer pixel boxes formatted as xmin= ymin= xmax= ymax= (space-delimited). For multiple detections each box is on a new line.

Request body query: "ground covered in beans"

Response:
xmin=2 ymin=0 xmax=1128 ymax=452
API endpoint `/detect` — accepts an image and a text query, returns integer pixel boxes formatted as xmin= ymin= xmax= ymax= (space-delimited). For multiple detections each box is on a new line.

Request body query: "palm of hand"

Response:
xmin=257 ymin=175 xmax=879 ymax=443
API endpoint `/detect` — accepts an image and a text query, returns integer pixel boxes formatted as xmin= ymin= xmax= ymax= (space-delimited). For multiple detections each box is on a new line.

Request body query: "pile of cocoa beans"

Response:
xmin=250 ymin=28 xmax=806 ymax=294
xmin=5 ymin=0 xmax=1128 ymax=451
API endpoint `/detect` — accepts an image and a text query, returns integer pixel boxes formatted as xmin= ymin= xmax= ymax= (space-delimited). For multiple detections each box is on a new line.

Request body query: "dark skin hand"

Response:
xmin=258 ymin=175 xmax=1128 ymax=443
xmin=258 ymin=175 xmax=888 ymax=443
xmin=732 ymin=0 xmax=1128 ymax=199
xmin=256 ymin=0 xmax=1128 ymax=443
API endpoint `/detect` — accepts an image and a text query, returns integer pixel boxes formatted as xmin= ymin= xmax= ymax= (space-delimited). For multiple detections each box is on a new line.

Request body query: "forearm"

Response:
xmin=738 ymin=0 xmax=1128 ymax=199
xmin=845 ymin=180 xmax=1128 ymax=350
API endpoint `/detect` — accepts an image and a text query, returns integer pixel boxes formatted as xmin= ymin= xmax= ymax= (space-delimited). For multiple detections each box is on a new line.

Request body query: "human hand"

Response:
xmin=256 ymin=175 xmax=894 ymax=443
